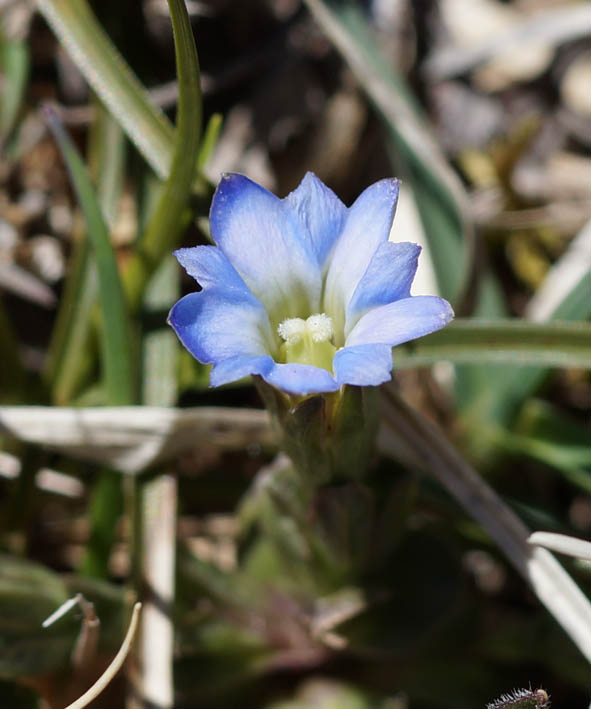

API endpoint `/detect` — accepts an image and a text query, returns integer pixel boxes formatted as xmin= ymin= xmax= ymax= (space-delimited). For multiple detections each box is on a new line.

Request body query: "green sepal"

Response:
xmin=254 ymin=380 xmax=379 ymax=487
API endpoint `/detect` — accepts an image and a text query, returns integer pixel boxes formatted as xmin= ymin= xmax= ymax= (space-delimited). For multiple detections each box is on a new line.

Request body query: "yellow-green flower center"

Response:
xmin=277 ymin=313 xmax=336 ymax=372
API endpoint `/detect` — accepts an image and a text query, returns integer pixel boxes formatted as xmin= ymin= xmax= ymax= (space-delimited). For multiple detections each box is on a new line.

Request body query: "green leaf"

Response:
xmin=492 ymin=399 xmax=591 ymax=493
xmin=45 ymin=100 xmax=127 ymax=404
xmin=37 ymin=0 xmax=174 ymax=179
xmin=551 ymin=269 xmax=591 ymax=321
xmin=123 ymin=0 xmax=202 ymax=311
xmin=197 ymin=112 xmax=223 ymax=168
xmin=0 ymin=554 xmax=72 ymax=677
xmin=43 ymin=231 xmax=98 ymax=405
xmin=142 ymin=256 xmax=179 ymax=407
xmin=0 ymin=556 xmax=129 ymax=677
xmin=80 ymin=469 xmax=123 ymax=578
xmin=90 ymin=100 xmax=128 ymax=227
xmin=396 ymin=319 xmax=591 ymax=370
xmin=46 ymin=108 xmax=135 ymax=406
xmin=0 ymin=36 xmax=29 ymax=142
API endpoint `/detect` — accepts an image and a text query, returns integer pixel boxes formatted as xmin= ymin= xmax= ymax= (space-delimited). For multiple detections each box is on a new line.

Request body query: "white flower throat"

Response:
xmin=277 ymin=313 xmax=337 ymax=371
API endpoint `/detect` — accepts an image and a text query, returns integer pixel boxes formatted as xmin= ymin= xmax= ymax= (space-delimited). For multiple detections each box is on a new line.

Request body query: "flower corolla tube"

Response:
xmin=168 ymin=172 xmax=454 ymax=396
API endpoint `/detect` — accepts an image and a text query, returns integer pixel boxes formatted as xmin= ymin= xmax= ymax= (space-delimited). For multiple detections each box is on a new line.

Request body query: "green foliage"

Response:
xmin=0 ymin=34 xmax=29 ymax=143
xmin=46 ymin=107 xmax=135 ymax=406
xmin=397 ymin=319 xmax=591 ymax=369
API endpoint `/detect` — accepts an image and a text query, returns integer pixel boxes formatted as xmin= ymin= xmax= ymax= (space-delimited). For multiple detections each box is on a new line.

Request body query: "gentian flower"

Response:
xmin=169 ymin=173 xmax=453 ymax=396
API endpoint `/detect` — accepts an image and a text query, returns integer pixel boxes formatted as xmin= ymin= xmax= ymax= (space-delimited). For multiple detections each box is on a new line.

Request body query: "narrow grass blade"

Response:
xmin=0 ymin=35 xmax=30 ymax=142
xmin=36 ymin=0 xmax=174 ymax=179
xmin=528 ymin=532 xmax=591 ymax=563
xmin=45 ymin=101 xmax=126 ymax=404
xmin=122 ymin=0 xmax=202 ymax=311
xmin=396 ymin=319 xmax=591 ymax=370
xmin=197 ymin=112 xmax=222 ymax=168
xmin=46 ymin=108 xmax=135 ymax=406
xmin=142 ymin=257 xmax=179 ymax=408
xmin=90 ymin=101 xmax=127 ymax=227
xmin=80 ymin=470 xmax=122 ymax=578
xmin=43 ymin=234 xmax=98 ymax=405
xmin=57 ymin=67 xmax=160 ymax=583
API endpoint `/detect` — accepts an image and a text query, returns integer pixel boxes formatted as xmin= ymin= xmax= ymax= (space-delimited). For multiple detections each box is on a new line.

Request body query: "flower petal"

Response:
xmin=345 ymin=296 xmax=454 ymax=348
xmin=323 ymin=178 xmax=400 ymax=343
xmin=210 ymin=173 xmax=321 ymax=323
xmin=210 ymin=355 xmax=274 ymax=387
xmin=333 ymin=344 xmax=394 ymax=387
xmin=345 ymin=241 xmax=421 ymax=337
xmin=168 ymin=289 xmax=275 ymax=365
xmin=174 ymin=245 xmax=252 ymax=296
xmin=284 ymin=172 xmax=347 ymax=269
xmin=262 ymin=362 xmax=339 ymax=395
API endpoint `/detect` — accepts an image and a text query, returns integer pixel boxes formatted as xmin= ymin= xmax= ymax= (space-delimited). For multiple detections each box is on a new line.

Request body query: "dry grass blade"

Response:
xmin=64 ymin=602 xmax=141 ymax=709
xmin=135 ymin=475 xmax=176 ymax=707
xmin=528 ymin=532 xmax=591 ymax=563
xmin=42 ymin=594 xmax=84 ymax=628
xmin=379 ymin=385 xmax=591 ymax=662
xmin=0 ymin=406 xmax=274 ymax=473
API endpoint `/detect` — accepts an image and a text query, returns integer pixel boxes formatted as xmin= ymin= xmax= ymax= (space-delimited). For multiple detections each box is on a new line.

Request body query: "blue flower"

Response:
xmin=169 ymin=173 xmax=453 ymax=396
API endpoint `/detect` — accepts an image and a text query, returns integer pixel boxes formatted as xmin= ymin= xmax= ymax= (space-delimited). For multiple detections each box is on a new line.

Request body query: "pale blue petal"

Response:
xmin=323 ymin=178 xmax=400 ymax=344
xmin=210 ymin=355 xmax=274 ymax=387
xmin=168 ymin=290 xmax=275 ymax=365
xmin=210 ymin=173 xmax=321 ymax=324
xmin=345 ymin=241 xmax=421 ymax=337
xmin=345 ymin=296 xmax=454 ymax=348
xmin=174 ymin=246 xmax=251 ymax=296
xmin=333 ymin=344 xmax=394 ymax=387
xmin=262 ymin=362 xmax=339 ymax=395
xmin=284 ymin=172 xmax=347 ymax=269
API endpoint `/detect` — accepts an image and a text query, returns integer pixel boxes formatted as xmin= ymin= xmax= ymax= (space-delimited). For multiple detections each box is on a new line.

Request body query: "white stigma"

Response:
xmin=277 ymin=313 xmax=334 ymax=344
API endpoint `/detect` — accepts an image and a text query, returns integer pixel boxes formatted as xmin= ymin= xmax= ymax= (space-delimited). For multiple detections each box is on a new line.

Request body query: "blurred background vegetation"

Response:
xmin=0 ymin=0 xmax=589 ymax=707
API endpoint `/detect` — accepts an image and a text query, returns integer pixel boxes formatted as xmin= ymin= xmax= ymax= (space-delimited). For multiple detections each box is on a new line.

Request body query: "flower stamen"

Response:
xmin=277 ymin=317 xmax=307 ymax=345
xmin=277 ymin=313 xmax=336 ymax=371
xmin=306 ymin=313 xmax=334 ymax=343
